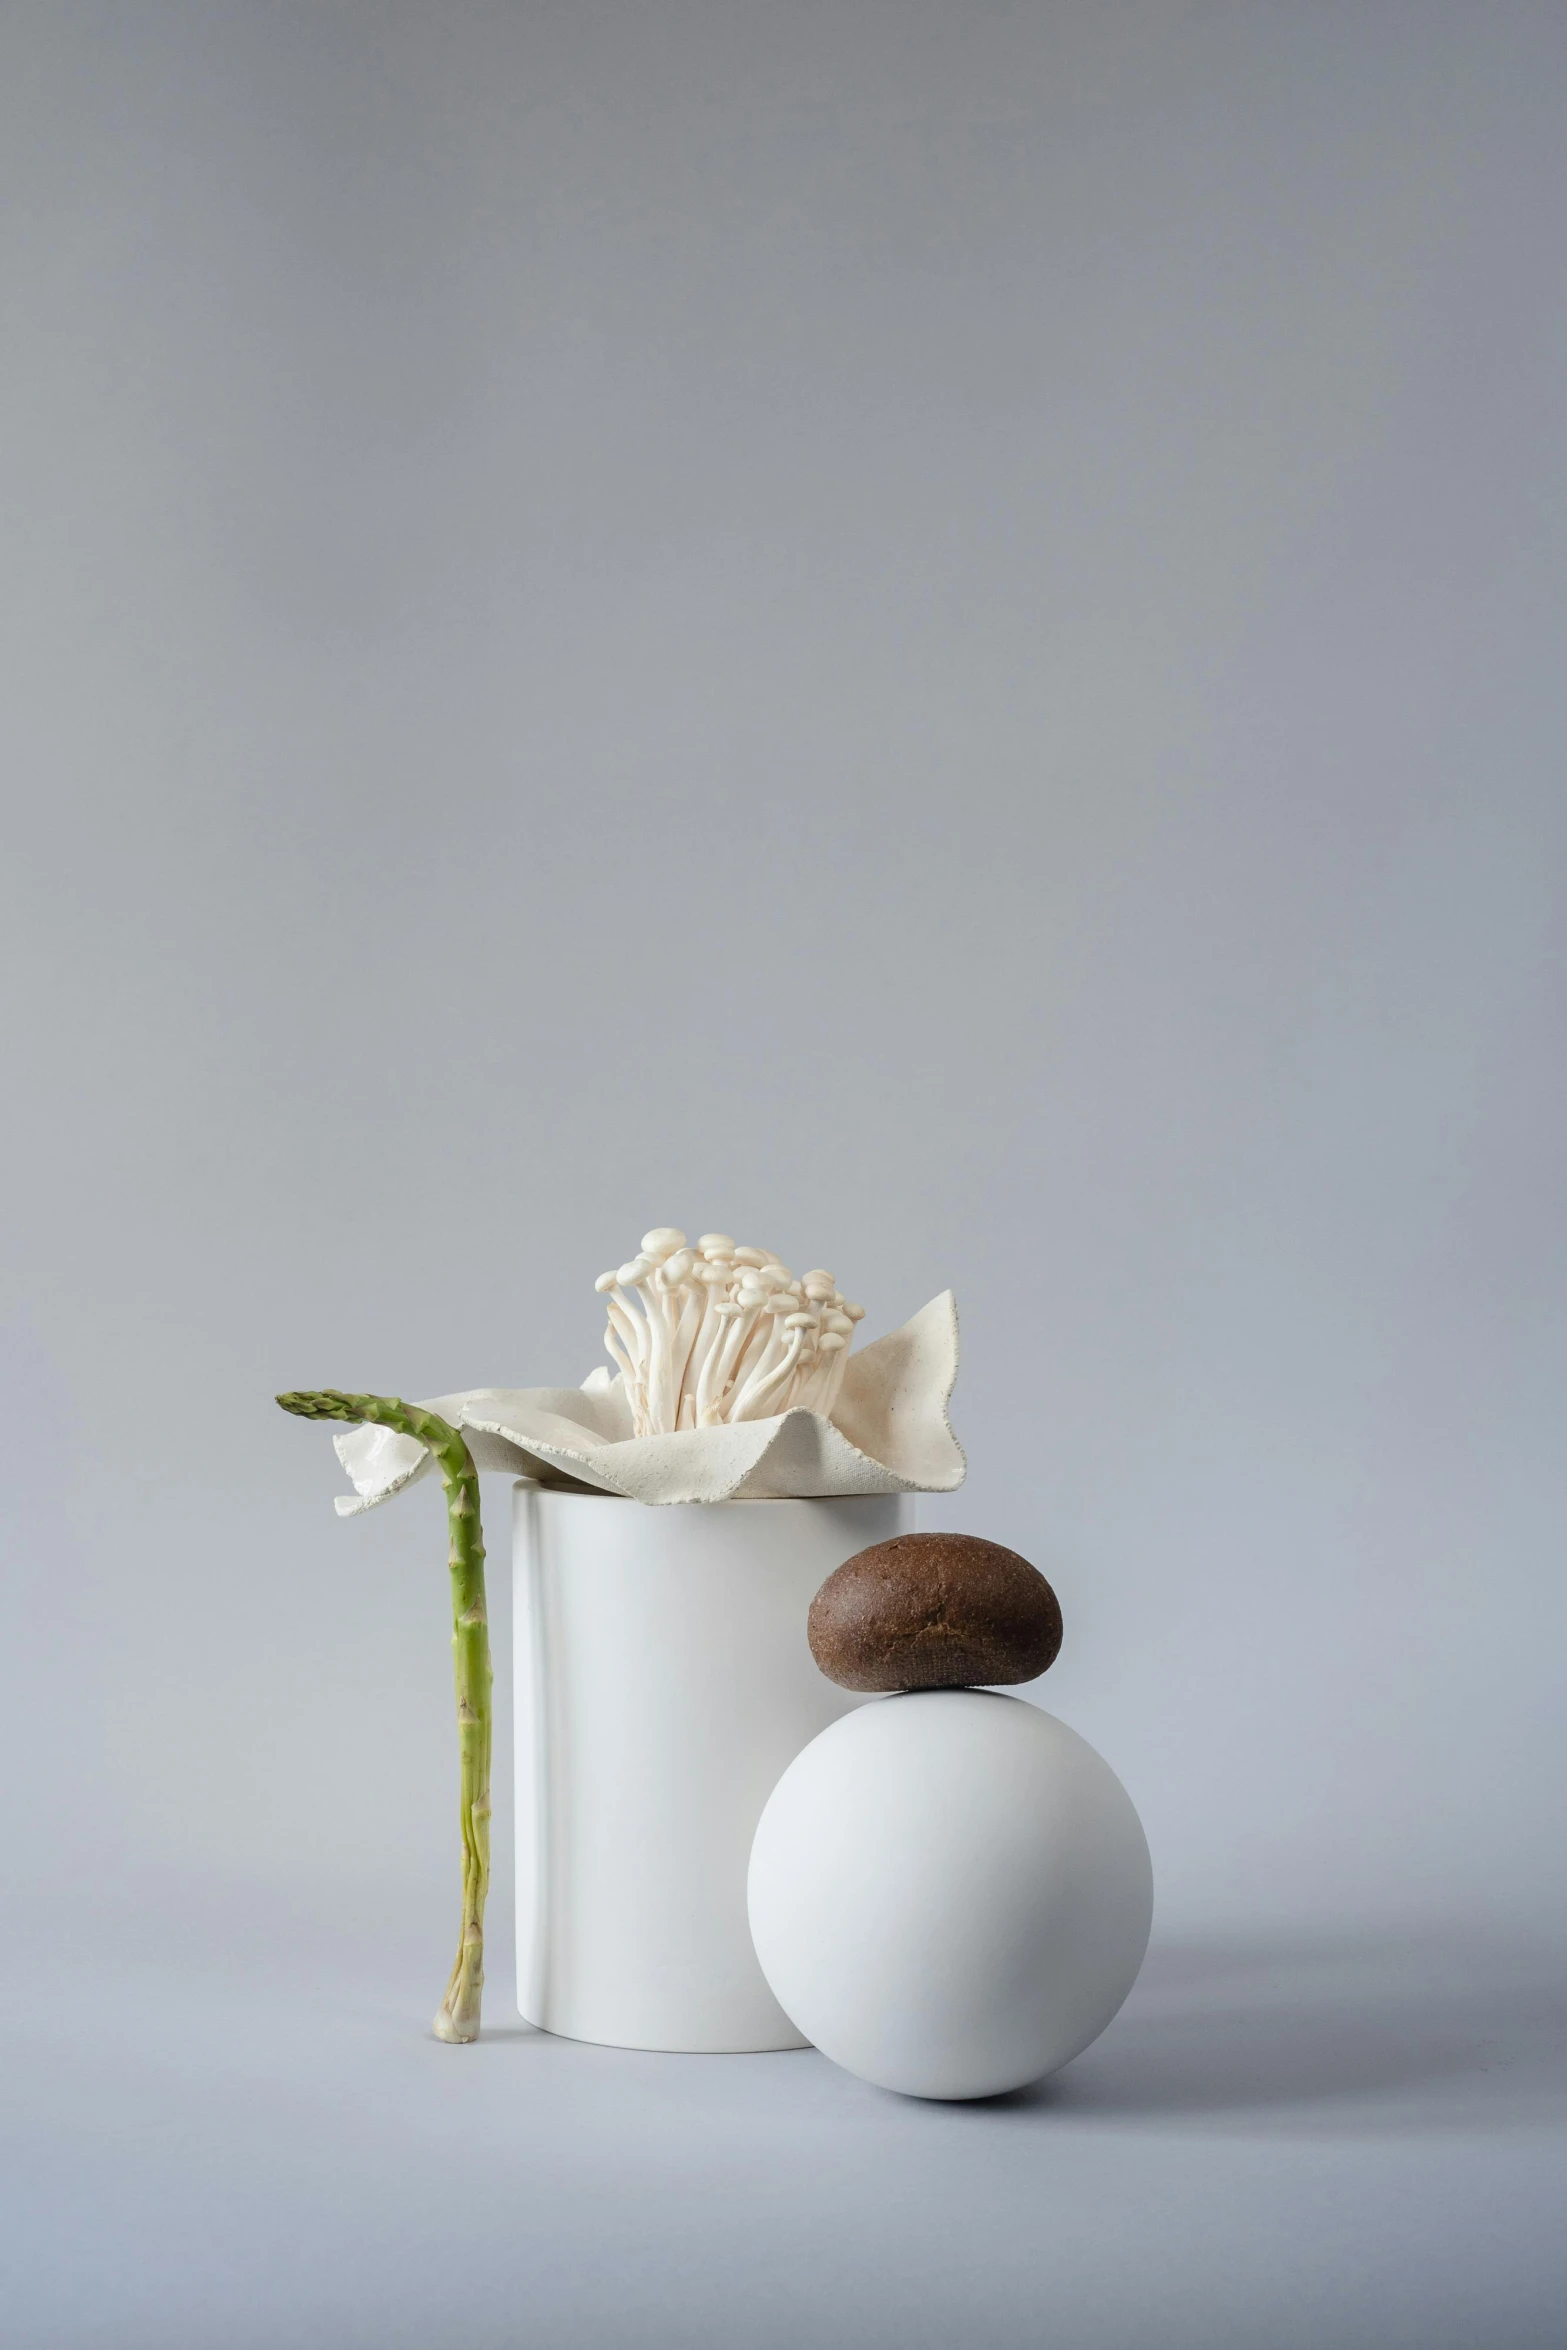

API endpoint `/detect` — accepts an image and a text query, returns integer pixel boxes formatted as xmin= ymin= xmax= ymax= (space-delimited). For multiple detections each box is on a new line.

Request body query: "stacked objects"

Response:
xmin=749 ymin=1533 xmax=1153 ymax=2099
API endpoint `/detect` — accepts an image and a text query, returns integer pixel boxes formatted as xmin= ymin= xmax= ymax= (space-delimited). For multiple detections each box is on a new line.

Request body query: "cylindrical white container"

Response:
xmin=513 ymin=1483 xmax=910 ymax=2052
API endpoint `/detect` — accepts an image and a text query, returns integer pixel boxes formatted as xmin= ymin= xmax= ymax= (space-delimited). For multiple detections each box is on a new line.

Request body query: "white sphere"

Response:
xmin=748 ymin=1690 xmax=1153 ymax=2100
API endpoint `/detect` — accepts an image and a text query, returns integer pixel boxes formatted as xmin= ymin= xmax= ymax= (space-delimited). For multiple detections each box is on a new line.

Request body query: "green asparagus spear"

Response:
xmin=277 ymin=1390 xmax=492 ymax=2043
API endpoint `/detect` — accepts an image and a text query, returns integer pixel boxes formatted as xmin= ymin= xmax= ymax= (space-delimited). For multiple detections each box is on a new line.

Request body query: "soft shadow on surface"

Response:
xmin=993 ymin=1930 xmax=1567 ymax=2133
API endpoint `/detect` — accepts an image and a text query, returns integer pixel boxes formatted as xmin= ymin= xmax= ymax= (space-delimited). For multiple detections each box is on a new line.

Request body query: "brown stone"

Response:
xmin=807 ymin=1532 xmax=1063 ymax=1693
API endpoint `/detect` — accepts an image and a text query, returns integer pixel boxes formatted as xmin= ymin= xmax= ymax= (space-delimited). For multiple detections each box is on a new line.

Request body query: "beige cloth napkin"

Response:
xmin=330 ymin=1291 xmax=964 ymax=1510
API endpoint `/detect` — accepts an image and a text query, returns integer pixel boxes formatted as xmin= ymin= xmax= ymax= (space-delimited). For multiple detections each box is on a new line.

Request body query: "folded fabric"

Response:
xmin=330 ymin=1291 xmax=965 ymax=1510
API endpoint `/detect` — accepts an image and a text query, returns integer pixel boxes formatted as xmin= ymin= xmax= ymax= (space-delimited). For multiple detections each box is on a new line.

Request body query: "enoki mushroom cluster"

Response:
xmin=596 ymin=1229 xmax=866 ymax=1435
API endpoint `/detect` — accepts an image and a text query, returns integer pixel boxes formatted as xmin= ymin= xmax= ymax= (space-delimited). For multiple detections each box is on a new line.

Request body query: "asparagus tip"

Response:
xmin=276 ymin=1389 xmax=378 ymax=1426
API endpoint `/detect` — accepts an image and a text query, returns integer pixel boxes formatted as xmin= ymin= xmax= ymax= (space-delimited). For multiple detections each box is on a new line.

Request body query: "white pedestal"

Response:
xmin=513 ymin=1484 xmax=911 ymax=2052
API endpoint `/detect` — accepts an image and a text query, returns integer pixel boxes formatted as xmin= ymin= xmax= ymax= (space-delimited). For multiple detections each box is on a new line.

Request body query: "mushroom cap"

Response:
xmin=641 ymin=1228 xmax=686 ymax=1256
xmin=807 ymin=1533 xmax=1063 ymax=1693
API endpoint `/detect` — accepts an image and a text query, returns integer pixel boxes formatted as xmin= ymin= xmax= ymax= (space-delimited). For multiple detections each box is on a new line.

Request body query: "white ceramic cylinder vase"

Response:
xmin=513 ymin=1482 xmax=911 ymax=2052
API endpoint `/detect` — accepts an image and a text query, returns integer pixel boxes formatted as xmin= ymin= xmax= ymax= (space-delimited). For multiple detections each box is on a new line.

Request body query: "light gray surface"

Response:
xmin=4 ymin=1884 xmax=1565 ymax=2350
xmin=2 ymin=4 xmax=1564 ymax=2344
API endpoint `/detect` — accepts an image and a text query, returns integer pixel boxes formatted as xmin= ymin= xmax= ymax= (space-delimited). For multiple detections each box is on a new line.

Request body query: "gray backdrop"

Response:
xmin=2 ymin=6 xmax=1563 ymax=2346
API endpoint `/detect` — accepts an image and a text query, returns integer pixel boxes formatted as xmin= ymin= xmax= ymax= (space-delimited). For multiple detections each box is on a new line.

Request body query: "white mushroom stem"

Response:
xmin=694 ymin=1304 xmax=741 ymax=1423
xmin=603 ymin=1289 xmax=646 ymax=1370
xmin=668 ymin=1280 xmax=706 ymax=1422
xmin=730 ymin=1309 xmax=808 ymax=1420
xmin=705 ymin=1299 xmax=760 ymax=1423
xmin=685 ymin=1286 xmax=735 ymax=1423
xmin=796 ymin=1331 xmax=849 ymax=1417
xmin=731 ymin=1340 xmax=805 ymax=1420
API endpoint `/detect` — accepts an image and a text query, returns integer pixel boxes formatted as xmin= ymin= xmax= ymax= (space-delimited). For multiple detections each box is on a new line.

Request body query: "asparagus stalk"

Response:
xmin=277 ymin=1389 xmax=492 ymax=2044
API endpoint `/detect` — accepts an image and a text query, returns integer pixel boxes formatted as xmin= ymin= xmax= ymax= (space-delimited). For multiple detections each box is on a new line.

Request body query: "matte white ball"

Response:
xmin=748 ymin=1690 xmax=1153 ymax=2100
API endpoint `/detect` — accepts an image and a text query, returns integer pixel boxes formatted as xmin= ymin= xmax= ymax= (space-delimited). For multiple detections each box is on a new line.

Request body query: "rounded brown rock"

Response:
xmin=807 ymin=1532 xmax=1063 ymax=1693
